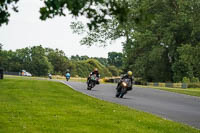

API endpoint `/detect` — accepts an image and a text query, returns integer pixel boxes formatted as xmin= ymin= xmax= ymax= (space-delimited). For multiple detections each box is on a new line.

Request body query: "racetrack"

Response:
xmin=62 ymin=81 xmax=200 ymax=129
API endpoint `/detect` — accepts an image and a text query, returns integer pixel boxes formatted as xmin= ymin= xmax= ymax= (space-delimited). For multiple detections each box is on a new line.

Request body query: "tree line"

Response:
xmin=0 ymin=45 xmax=122 ymax=77
xmin=1 ymin=0 xmax=200 ymax=82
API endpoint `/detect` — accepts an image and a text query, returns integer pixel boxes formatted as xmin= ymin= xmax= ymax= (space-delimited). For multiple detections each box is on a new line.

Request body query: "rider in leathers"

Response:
xmin=87 ymin=68 xmax=100 ymax=85
xmin=116 ymin=71 xmax=133 ymax=91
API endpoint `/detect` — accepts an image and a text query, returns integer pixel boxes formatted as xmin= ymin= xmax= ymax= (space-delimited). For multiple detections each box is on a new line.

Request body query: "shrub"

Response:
xmin=70 ymin=59 xmax=112 ymax=78
xmin=107 ymin=66 xmax=120 ymax=76
xmin=191 ymin=77 xmax=199 ymax=83
xmin=134 ymin=78 xmax=147 ymax=85
xmin=182 ymin=77 xmax=190 ymax=83
xmin=188 ymin=83 xmax=200 ymax=88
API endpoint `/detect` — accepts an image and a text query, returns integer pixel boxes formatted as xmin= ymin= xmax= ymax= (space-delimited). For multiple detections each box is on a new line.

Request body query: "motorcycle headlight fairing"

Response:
xmin=122 ymin=82 xmax=127 ymax=87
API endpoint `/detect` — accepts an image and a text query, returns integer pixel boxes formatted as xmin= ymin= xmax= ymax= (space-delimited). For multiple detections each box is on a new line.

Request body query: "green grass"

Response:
xmin=0 ymin=78 xmax=199 ymax=133
xmin=4 ymin=75 xmax=48 ymax=80
xmin=136 ymin=85 xmax=200 ymax=97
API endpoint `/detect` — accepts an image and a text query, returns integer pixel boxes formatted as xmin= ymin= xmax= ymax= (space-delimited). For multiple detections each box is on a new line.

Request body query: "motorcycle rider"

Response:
xmin=65 ymin=70 xmax=71 ymax=81
xmin=116 ymin=71 xmax=133 ymax=91
xmin=48 ymin=73 xmax=52 ymax=79
xmin=87 ymin=68 xmax=100 ymax=85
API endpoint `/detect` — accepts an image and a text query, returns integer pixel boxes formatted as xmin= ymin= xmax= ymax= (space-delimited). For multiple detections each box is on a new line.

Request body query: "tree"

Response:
xmin=68 ymin=59 xmax=112 ymax=77
xmin=46 ymin=48 xmax=70 ymax=75
xmin=108 ymin=52 xmax=123 ymax=68
xmin=80 ymin=55 xmax=89 ymax=60
xmin=15 ymin=47 xmax=32 ymax=72
xmin=0 ymin=43 xmax=2 ymax=50
xmin=0 ymin=0 xmax=19 ymax=26
xmin=40 ymin=0 xmax=200 ymax=82
xmin=70 ymin=19 xmax=123 ymax=46
xmin=71 ymin=55 xmax=89 ymax=61
xmin=122 ymin=0 xmax=200 ymax=82
xmin=29 ymin=46 xmax=53 ymax=76
xmin=107 ymin=65 xmax=120 ymax=76
xmin=0 ymin=49 xmax=23 ymax=72
xmin=40 ymin=0 xmax=132 ymax=30
xmin=71 ymin=55 xmax=81 ymax=61
xmin=172 ymin=44 xmax=200 ymax=82
xmin=15 ymin=46 xmax=53 ymax=76
xmin=93 ymin=57 xmax=108 ymax=66
xmin=85 ymin=59 xmax=112 ymax=77
xmin=0 ymin=44 xmax=123 ymax=77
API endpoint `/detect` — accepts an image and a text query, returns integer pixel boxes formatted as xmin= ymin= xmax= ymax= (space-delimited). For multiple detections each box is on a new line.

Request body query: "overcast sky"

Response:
xmin=0 ymin=0 xmax=123 ymax=58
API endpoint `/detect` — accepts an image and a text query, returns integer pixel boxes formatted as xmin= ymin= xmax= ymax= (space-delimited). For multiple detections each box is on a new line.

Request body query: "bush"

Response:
xmin=70 ymin=59 xmax=112 ymax=78
xmin=191 ymin=77 xmax=199 ymax=83
xmin=107 ymin=66 xmax=120 ymax=76
xmin=182 ymin=77 xmax=190 ymax=83
xmin=134 ymin=78 xmax=147 ymax=85
xmin=188 ymin=83 xmax=200 ymax=88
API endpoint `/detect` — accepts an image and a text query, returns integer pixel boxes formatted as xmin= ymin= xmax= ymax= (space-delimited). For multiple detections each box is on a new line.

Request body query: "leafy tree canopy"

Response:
xmin=123 ymin=0 xmax=200 ymax=82
xmin=0 ymin=0 xmax=19 ymax=26
xmin=40 ymin=0 xmax=133 ymax=30
xmin=108 ymin=52 xmax=123 ymax=68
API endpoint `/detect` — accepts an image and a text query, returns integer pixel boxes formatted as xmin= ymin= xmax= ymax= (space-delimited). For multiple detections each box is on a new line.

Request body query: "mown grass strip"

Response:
xmin=0 ymin=78 xmax=199 ymax=133
xmin=135 ymin=85 xmax=200 ymax=97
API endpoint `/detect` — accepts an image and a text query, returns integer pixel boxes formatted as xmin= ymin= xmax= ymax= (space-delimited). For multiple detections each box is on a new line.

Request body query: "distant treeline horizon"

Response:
xmin=1 ymin=43 xmax=200 ymax=83
xmin=0 ymin=44 xmax=123 ymax=78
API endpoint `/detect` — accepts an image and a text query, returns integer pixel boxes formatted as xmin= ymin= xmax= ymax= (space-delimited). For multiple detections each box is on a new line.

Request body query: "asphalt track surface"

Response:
xmin=61 ymin=81 xmax=200 ymax=129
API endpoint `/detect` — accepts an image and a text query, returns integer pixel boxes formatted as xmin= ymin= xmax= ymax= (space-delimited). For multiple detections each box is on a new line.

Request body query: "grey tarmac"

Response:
xmin=61 ymin=81 xmax=200 ymax=129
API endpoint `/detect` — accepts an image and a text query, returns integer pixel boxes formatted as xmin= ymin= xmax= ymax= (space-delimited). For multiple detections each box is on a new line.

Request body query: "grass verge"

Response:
xmin=4 ymin=75 xmax=87 ymax=82
xmin=135 ymin=85 xmax=200 ymax=97
xmin=0 ymin=78 xmax=199 ymax=133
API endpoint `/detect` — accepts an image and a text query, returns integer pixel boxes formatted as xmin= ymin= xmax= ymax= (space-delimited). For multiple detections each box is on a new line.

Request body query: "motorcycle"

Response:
xmin=87 ymin=75 xmax=99 ymax=90
xmin=66 ymin=73 xmax=70 ymax=81
xmin=66 ymin=76 xmax=70 ymax=81
xmin=48 ymin=74 xmax=52 ymax=79
xmin=116 ymin=78 xmax=132 ymax=98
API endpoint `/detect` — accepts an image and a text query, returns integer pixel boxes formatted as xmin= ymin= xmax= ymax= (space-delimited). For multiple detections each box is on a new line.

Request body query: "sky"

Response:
xmin=0 ymin=0 xmax=123 ymax=58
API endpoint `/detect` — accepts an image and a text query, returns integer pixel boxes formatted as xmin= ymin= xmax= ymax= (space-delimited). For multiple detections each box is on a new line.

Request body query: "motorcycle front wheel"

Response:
xmin=120 ymin=88 xmax=127 ymax=98
xmin=116 ymin=91 xmax=120 ymax=97
xmin=87 ymin=86 xmax=92 ymax=90
xmin=87 ymin=81 xmax=92 ymax=90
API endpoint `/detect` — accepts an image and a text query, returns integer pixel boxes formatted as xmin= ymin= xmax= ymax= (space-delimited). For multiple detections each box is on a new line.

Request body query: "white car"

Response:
xmin=25 ymin=72 xmax=32 ymax=77
xmin=22 ymin=70 xmax=32 ymax=76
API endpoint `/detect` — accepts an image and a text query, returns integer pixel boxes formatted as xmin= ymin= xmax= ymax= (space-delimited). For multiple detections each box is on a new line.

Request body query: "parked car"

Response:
xmin=22 ymin=70 xmax=32 ymax=77
xmin=25 ymin=72 xmax=32 ymax=77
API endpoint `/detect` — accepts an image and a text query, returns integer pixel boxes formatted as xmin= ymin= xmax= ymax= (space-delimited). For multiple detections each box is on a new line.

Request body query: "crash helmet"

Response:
xmin=127 ymin=71 xmax=133 ymax=76
xmin=94 ymin=68 xmax=98 ymax=72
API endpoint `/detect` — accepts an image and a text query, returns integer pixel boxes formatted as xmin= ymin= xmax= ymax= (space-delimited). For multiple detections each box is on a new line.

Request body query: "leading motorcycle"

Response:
xmin=116 ymin=78 xmax=131 ymax=98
